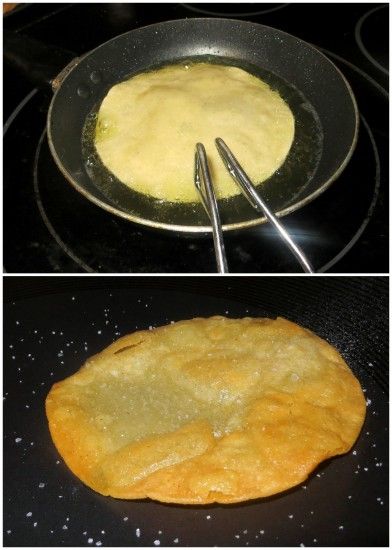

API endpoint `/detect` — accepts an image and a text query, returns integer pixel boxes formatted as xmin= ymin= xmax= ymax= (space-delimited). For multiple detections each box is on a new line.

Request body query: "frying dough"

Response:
xmin=94 ymin=63 xmax=295 ymax=202
xmin=46 ymin=316 xmax=365 ymax=504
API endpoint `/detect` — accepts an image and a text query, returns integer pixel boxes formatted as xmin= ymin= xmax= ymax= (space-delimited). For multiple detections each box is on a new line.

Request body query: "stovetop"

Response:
xmin=4 ymin=3 xmax=388 ymax=273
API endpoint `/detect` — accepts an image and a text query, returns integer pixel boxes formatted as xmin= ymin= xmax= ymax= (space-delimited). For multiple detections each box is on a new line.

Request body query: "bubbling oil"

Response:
xmin=81 ymin=57 xmax=323 ymax=220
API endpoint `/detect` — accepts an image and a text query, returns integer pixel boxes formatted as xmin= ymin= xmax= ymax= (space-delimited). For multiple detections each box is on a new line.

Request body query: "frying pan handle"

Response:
xmin=3 ymin=29 xmax=78 ymax=90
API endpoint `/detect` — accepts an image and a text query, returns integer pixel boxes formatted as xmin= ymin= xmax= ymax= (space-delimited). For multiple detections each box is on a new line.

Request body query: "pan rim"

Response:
xmin=47 ymin=17 xmax=359 ymax=234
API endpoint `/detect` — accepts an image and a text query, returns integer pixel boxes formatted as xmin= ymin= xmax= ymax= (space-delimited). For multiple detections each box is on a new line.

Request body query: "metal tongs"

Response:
xmin=195 ymin=138 xmax=314 ymax=274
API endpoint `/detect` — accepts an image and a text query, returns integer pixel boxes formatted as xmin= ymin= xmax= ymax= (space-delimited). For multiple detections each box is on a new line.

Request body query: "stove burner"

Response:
xmin=355 ymin=5 xmax=389 ymax=75
xmin=31 ymin=112 xmax=379 ymax=273
xmin=180 ymin=3 xmax=288 ymax=17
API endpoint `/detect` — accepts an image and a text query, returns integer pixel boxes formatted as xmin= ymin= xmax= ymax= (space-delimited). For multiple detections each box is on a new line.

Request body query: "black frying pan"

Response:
xmin=5 ymin=18 xmax=358 ymax=233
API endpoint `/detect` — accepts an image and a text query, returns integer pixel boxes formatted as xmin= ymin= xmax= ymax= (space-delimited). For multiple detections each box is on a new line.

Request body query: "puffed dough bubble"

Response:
xmin=94 ymin=63 xmax=295 ymax=202
xmin=46 ymin=316 xmax=366 ymax=504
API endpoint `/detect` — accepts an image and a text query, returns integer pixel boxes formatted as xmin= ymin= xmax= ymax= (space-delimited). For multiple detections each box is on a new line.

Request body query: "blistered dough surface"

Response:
xmin=94 ymin=63 xmax=295 ymax=202
xmin=46 ymin=316 xmax=366 ymax=503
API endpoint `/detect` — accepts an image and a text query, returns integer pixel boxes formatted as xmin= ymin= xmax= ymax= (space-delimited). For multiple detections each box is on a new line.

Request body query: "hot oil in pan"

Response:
xmin=81 ymin=57 xmax=323 ymax=229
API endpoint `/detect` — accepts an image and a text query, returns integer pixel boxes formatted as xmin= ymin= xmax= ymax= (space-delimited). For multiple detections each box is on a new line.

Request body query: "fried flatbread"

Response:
xmin=94 ymin=63 xmax=295 ymax=202
xmin=46 ymin=316 xmax=366 ymax=504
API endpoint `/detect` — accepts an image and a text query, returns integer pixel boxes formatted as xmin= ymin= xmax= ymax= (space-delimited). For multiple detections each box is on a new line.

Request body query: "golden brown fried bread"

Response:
xmin=46 ymin=317 xmax=366 ymax=504
xmin=95 ymin=63 xmax=295 ymax=202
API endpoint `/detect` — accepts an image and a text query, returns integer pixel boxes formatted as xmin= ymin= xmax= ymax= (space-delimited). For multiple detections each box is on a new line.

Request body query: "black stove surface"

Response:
xmin=4 ymin=3 xmax=389 ymax=273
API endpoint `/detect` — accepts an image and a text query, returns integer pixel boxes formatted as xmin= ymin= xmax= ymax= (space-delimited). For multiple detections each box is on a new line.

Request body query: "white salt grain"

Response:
xmin=136 ymin=528 xmax=141 ymax=538
xmin=38 ymin=483 xmax=45 ymax=488
xmin=154 ymin=540 xmax=160 ymax=546
xmin=15 ymin=438 xmax=22 ymax=443
xmin=123 ymin=517 xmax=128 ymax=522
xmin=88 ymin=538 xmax=93 ymax=544
xmin=26 ymin=512 xmax=32 ymax=517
